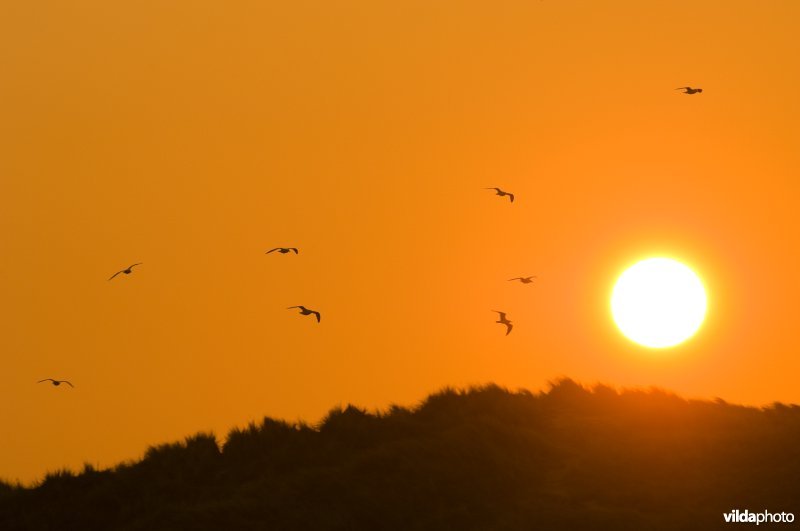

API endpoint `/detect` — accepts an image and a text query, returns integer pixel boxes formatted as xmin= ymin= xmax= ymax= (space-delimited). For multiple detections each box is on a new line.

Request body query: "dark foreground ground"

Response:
xmin=1 ymin=379 xmax=799 ymax=530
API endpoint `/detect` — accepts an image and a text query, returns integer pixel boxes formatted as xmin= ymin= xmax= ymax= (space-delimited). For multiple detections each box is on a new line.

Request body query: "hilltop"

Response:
xmin=1 ymin=379 xmax=798 ymax=530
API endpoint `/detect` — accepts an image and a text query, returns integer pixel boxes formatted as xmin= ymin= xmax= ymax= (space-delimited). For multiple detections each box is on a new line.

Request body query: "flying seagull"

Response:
xmin=492 ymin=310 xmax=513 ymax=336
xmin=287 ymin=305 xmax=321 ymax=322
xmin=676 ymin=87 xmax=703 ymax=94
xmin=266 ymin=247 xmax=299 ymax=254
xmin=108 ymin=263 xmax=142 ymax=281
xmin=485 ymin=187 xmax=514 ymax=203
xmin=508 ymin=276 xmax=537 ymax=284
xmin=38 ymin=378 xmax=74 ymax=388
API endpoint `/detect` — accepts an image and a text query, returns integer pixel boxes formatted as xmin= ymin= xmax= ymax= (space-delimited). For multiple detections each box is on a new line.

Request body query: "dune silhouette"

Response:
xmin=1 ymin=379 xmax=798 ymax=530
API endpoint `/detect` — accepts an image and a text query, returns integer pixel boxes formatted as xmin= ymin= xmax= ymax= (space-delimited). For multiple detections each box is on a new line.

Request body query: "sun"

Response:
xmin=611 ymin=257 xmax=707 ymax=349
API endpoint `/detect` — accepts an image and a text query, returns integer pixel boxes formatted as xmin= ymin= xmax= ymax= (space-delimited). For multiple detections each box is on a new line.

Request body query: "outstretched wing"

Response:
xmin=37 ymin=378 xmax=54 ymax=384
xmin=508 ymin=193 xmax=514 ymax=203
xmin=287 ymin=306 xmax=301 ymax=310
xmin=108 ymin=271 xmax=122 ymax=281
xmin=312 ymin=311 xmax=321 ymax=322
xmin=290 ymin=248 xmax=299 ymax=254
xmin=63 ymin=380 xmax=74 ymax=387
xmin=128 ymin=263 xmax=142 ymax=269
xmin=675 ymin=87 xmax=689 ymax=90
xmin=266 ymin=248 xmax=279 ymax=254
xmin=492 ymin=310 xmax=507 ymax=320
xmin=505 ymin=322 xmax=513 ymax=335
xmin=508 ymin=278 xmax=521 ymax=282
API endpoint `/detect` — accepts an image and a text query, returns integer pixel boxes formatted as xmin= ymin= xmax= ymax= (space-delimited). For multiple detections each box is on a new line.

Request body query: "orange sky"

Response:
xmin=2 ymin=0 xmax=800 ymax=483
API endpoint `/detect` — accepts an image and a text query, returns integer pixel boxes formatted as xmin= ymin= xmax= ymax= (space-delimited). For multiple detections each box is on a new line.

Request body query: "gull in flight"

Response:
xmin=485 ymin=187 xmax=514 ymax=203
xmin=288 ymin=305 xmax=321 ymax=322
xmin=492 ymin=310 xmax=513 ymax=335
xmin=266 ymin=247 xmax=299 ymax=255
xmin=108 ymin=263 xmax=142 ymax=281
xmin=676 ymin=87 xmax=703 ymax=95
xmin=508 ymin=276 xmax=537 ymax=284
xmin=38 ymin=378 xmax=74 ymax=388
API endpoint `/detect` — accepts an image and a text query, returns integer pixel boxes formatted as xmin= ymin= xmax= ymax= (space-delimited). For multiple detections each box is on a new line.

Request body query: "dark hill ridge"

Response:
xmin=1 ymin=379 xmax=799 ymax=530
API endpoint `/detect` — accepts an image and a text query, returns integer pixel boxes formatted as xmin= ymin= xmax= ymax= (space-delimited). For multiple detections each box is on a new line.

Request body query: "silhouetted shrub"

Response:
xmin=1 ymin=379 xmax=798 ymax=531
xmin=0 ymin=478 xmax=21 ymax=499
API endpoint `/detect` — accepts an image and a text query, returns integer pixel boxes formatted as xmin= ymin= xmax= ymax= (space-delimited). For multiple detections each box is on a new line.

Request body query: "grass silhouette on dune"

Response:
xmin=1 ymin=379 xmax=798 ymax=530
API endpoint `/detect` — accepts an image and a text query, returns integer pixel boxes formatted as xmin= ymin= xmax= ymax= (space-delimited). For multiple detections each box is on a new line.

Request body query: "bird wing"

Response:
xmin=505 ymin=323 xmax=513 ymax=335
xmin=291 ymin=248 xmax=298 ymax=254
xmin=266 ymin=248 xmax=279 ymax=254
xmin=313 ymin=311 xmax=321 ymax=322
xmin=675 ymin=87 xmax=690 ymax=91
xmin=63 ymin=381 xmax=74 ymax=387
xmin=493 ymin=310 xmax=507 ymax=320
xmin=37 ymin=379 xmax=54 ymax=384
xmin=108 ymin=271 xmax=122 ymax=280
xmin=508 ymin=193 xmax=514 ymax=202
xmin=129 ymin=263 xmax=142 ymax=269
xmin=508 ymin=278 xmax=521 ymax=281
xmin=287 ymin=306 xmax=300 ymax=309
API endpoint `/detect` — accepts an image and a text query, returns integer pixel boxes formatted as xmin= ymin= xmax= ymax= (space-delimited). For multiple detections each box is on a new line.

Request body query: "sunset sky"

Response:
xmin=2 ymin=0 xmax=800 ymax=483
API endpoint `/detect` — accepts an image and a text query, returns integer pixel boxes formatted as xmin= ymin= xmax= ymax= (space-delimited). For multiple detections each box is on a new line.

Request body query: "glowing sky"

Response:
xmin=2 ymin=0 xmax=800 ymax=483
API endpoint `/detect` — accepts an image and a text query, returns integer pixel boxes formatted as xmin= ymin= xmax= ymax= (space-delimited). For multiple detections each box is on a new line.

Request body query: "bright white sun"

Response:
xmin=611 ymin=257 xmax=707 ymax=349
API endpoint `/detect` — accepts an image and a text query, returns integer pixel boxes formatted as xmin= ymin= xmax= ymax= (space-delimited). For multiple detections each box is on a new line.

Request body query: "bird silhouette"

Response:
xmin=108 ymin=263 xmax=142 ymax=280
xmin=508 ymin=276 xmax=537 ymax=284
xmin=676 ymin=87 xmax=703 ymax=94
xmin=485 ymin=187 xmax=514 ymax=203
xmin=492 ymin=310 xmax=513 ymax=335
xmin=38 ymin=378 xmax=74 ymax=388
xmin=266 ymin=247 xmax=299 ymax=254
xmin=288 ymin=305 xmax=321 ymax=322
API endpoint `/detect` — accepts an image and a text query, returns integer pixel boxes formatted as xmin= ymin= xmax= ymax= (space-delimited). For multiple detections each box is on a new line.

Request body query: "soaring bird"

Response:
xmin=287 ymin=305 xmax=321 ymax=322
xmin=492 ymin=310 xmax=513 ymax=335
xmin=676 ymin=87 xmax=703 ymax=94
xmin=108 ymin=263 xmax=142 ymax=281
xmin=266 ymin=247 xmax=299 ymax=255
xmin=509 ymin=276 xmax=537 ymax=284
xmin=485 ymin=187 xmax=514 ymax=203
xmin=38 ymin=378 xmax=74 ymax=388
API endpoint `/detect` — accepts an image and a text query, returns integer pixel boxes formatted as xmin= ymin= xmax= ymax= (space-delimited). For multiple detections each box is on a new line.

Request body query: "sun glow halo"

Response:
xmin=611 ymin=258 xmax=707 ymax=349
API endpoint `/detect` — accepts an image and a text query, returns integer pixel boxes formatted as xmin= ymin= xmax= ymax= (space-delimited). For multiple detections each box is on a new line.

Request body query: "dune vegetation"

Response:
xmin=1 ymin=379 xmax=798 ymax=530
